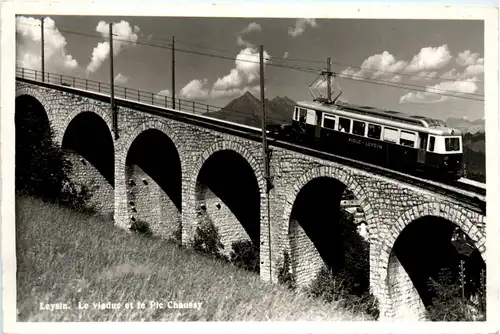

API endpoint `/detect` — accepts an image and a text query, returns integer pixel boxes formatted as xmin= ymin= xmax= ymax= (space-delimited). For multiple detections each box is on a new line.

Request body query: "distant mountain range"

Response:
xmin=202 ymin=91 xmax=295 ymax=128
xmin=444 ymin=117 xmax=485 ymax=134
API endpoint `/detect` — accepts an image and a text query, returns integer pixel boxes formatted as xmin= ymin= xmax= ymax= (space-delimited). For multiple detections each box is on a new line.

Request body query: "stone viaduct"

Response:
xmin=15 ymin=78 xmax=486 ymax=321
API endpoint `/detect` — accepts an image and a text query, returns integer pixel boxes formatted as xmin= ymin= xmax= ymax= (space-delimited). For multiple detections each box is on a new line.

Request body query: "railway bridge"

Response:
xmin=14 ymin=68 xmax=487 ymax=321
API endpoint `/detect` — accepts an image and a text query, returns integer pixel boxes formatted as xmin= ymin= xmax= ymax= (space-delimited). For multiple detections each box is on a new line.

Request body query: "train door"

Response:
xmin=315 ymin=110 xmax=322 ymax=139
xmin=417 ymin=133 xmax=427 ymax=164
xmin=306 ymin=109 xmax=317 ymax=125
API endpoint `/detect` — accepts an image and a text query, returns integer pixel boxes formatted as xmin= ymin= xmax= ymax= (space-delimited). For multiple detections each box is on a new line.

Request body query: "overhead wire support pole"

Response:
xmin=260 ymin=45 xmax=273 ymax=282
xmin=172 ymin=36 xmax=176 ymax=109
xmin=41 ymin=18 xmax=45 ymax=82
xmin=109 ymin=22 xmax=118 ymax=139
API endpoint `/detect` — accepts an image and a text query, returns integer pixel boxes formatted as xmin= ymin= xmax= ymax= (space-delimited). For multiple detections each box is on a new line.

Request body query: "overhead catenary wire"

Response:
xmin=16 ymin=21 xmax=485 ymax=102
xmin=50 ymin=21 xmax=485 ymax=85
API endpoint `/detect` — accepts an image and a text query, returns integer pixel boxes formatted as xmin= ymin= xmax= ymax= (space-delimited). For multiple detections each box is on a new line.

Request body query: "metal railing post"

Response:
xmin=193 ymin=101 xmax=195 ymax=113
xmin=165 ymin=96 xmax=167 ymax=108
xmin=138 ymin=90 xmax=140 ymax=102
xmin=73 ymin=77 xmax=75 ymax=87
xmin=60 ymin=74 xmax=62 ymax=84
xmin=125 ymin=88 xmax=127 ymax=99
xmin=152 ymin=92 xmax=154 ymax=105
xmin=98 ymin=82 xmax=101 ymax=92
xmin=85 ymin=80 xmax=88 ymax=90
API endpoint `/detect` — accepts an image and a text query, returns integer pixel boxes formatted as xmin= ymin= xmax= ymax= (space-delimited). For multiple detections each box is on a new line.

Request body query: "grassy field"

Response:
xmin=15 ymin=196 xmax=372 ymax=322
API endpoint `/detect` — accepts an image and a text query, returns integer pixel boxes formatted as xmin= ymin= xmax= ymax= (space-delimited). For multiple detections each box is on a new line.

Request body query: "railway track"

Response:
xmin=16 ymin=76 xmax=486 ymax=215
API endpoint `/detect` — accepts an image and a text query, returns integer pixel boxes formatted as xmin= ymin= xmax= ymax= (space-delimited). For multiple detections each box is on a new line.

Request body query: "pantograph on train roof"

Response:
xmin=305 ymin=66 xmax=450 ymax=130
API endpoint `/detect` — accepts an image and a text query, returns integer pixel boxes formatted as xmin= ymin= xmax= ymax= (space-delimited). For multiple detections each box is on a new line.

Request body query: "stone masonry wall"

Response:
xmin=65 ymin=150 xmax=114 ymax=215
xmin=196 ymin=186 xmax=252 ymax=258
xmin=126 ymin=164 xmax=181 ymax=239
xmin=288 ymin=218 xmax=324 ymax=287
xmin=17 ymin=81 xmax=487 ymax=321
xmin=387 ymin=253 xmax=428 ymax=320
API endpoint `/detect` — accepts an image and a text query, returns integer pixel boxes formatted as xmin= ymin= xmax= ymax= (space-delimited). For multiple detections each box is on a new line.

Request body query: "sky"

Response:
xmin=15 ymin=15 xmax=485 ymax=121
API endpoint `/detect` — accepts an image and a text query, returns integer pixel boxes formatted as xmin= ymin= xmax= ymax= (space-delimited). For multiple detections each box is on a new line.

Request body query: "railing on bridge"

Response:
xmin=15 ymin=67 xmax=267 ymax=124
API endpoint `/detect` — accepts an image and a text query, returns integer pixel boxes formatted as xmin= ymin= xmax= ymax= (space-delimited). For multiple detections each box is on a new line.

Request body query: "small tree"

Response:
xmin=230 ymin=240 xmax=260 ymax=273
xmin=277 ymin=251 xmax=296 ymax=290
xmin=191 ymin=218 xmax=226 ymax=260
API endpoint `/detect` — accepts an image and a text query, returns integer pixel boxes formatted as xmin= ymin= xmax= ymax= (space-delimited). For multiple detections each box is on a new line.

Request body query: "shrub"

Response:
xmin=230 ymin=240 xmax=259 ymax=273
xmin=277 ymin=251 xmax=295 ymax=290
xmin=308 ymin=265 xmax=379 ymax=319
xmin=130 ymin=219 xmax=153 ymax=237
xmin=172 ymin=222 xmax=182 ymax=244
xmin=190 ymin=218 xmax=226 ymax=260
xmin=426 ymin=267 xmax=486 ymax=321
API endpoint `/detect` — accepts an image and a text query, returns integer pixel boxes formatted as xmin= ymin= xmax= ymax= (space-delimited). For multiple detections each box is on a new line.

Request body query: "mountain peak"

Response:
xmin=243 ymin=91 xmax=256 ymax=98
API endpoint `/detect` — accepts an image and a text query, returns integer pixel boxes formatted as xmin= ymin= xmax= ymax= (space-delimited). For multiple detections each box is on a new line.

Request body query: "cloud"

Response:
xmin=179 ymin=79 xmax=210 ymax=100
xmin=456 ymin=50 xmax=483 ymax=67
xmin=236 ymin=22 xmax=262 ymax=49
xmin=340 ymin=51 xmax=407 ymax=82
xmin=86 ymin=20 xmax=140 ymax=74
xmin=114 ymin=73 xmax=129 ymax=85
xmin=241 ymin=22 xmax=262 ymax=34
xmin=178 ymin=46 xmax=271 ymax=101
xmin=157 ymin=89 xmax=171 ymax=96
xmin=212 ymin=47 xmax=271 ymax=91
xmin=440 ymin=68 xmax=461 ymax=80
xmin=340 ymin=45 xmax=467 ymax=83
xmin=399 ymin=77 xmax=478 ymax=104
xmin=236 ymin=35 xmax=252 ymax=48
xmin=288 ymin=18 xmax=317 ymax=37
xmin=440 ymin=65 xmax=484 ymax=81
xmin=405 ymin=45 xmax=452 ymax=72
xmin=16 ymin=16 xmax=79 ymax=73
xmin=410 ymin=71 xmax=438 ymax=81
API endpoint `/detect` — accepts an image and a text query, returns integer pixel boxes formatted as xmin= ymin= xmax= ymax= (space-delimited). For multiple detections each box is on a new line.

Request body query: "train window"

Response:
xmin=367 ymin=124 xmax=382 ymax=139
xmin=298 ymin=108 xmax=307 ymax=124
xmin=400 ymin=131 xmax=416 ymax=147
xmin=429 ymin=136 xmax=435 ymax=152
xmin=338 ymin=117 xmax=351 ymax=133
xmin=352 ymin=121 xmax=366 ymax=136
xmin=419 ymin=133 xmax=428 ymax=149
xmin=323 ymin=116 xmax=336 ymax=130
xmin=383 ymin=127 xmax=399 ymax=143
xmin=445 ymin=137 xmax=460 ymax=151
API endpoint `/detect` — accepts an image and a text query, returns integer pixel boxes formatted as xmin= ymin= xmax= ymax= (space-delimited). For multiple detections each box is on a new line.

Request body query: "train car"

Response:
xmin=286 ymin=100 xmax=464 ymax=180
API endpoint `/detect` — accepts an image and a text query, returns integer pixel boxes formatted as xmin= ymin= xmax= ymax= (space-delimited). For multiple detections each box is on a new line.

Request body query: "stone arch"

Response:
xmin=114 ymin=119 xmax=183 ymax=234
xmin=15 ymin=88 xmax=56 ymax=131
xmin=281 ymin=166 xmax=373 ymax=287
xmin=380 ymin=202 xmax=486 ymax=275
xmin=57 ymin=102 xmax=113 ymax=147
xmin=117 ymin=120 xmax=182 ymax=176
xmin=282 ymin=166 xmax=372 ymax=238
xmin=184 ymin=140 xmax=266 ymax=254
xmin=378 ymin=201 xmax=486 ymax=319
xmin=187 ymin=140 xmax=266 ymax=201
